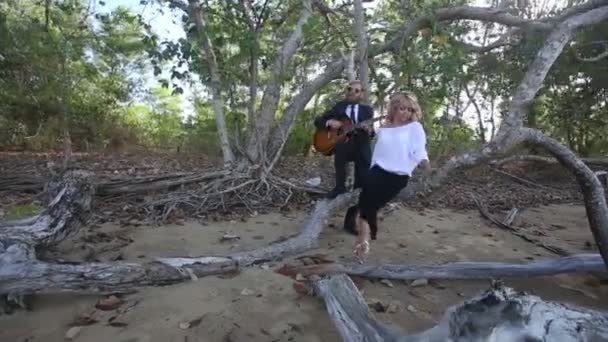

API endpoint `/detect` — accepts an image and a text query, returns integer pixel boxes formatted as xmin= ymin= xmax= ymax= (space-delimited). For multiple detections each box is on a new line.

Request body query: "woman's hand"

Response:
xmin=327 ymin=119 xmax=343 ymax=129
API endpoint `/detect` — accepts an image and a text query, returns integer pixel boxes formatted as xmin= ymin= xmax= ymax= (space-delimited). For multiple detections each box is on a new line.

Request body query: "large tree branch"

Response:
xmin=394 ymin=5 xmax=608 ymax=201
xmin=266 ymin=57 xmax=345 ymax=162
xmin=246 ymin=0 xmax=313 ymax=162
xmin=373 ymin=2 xmax=608 ymax=57
xmin=353 ymin=0 xmax=370 ymax=102
xmin=287 ymin=253 xmax=605 ymax=281
xmin=313 ymin=274 xmax=400 ymax=341
xmin=502 ymin=5 xmax=608 ymax=131
xmin=520 ymin=127 xmax=608 ymax=268
xmin=574 ymin=41 xmax=608 ymax=62
xmin=0 ymin=173 xmax=355 ymax=294
xmin=375 ymin=6 xmax=552 ymax=56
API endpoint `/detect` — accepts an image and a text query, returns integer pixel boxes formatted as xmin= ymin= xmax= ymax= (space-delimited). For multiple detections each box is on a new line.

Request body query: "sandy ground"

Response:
xmin=2 ymin=203 xmax=608 ymax=342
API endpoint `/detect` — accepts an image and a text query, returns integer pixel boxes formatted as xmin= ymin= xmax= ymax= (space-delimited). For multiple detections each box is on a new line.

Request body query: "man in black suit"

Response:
xmin=314 ymin=80 xmax=374 ymax=199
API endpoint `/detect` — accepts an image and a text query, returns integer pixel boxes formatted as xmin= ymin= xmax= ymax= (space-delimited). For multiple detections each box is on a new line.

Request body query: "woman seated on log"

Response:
xmin=353 ymin=91 xmax=432 ymax=263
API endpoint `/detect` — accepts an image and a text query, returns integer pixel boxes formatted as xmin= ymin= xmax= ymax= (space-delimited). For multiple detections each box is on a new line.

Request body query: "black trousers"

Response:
xmin=344 ymin=165 xmax=409 ymax=240
xmin=333 ymin=140 xmax=371 ymax=190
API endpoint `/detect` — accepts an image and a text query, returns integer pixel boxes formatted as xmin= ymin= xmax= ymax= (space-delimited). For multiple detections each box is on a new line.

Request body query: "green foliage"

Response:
xmin=0 ymin=0 xmax=156 ymax=151
xmin=3 ymin=202 xmax=43 ymax=221
xmin=1 ymin=0 xmax=606 ymax=161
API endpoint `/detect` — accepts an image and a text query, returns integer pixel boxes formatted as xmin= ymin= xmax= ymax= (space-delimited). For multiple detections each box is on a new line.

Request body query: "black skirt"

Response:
xmin=343 ymin=165 xmax=409 ymax=239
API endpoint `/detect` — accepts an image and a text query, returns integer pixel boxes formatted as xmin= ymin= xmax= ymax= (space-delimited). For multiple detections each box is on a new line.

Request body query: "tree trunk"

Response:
xmin=521 ymin=127 xmax=608 ymax=268
xmin=353 ymin=0 xmax=370 ymax=101
xmin=187 ymin=0 xmax=235 ymax=166
xmin=282 ymin=254 xmax=605 ymax=281
xmin=313 ymin=274 xmax=608 ymax=342
xmin=246 ymin=0 xmax=313 ymax=164
xmin=464 ymin=83 xmax=486 ymax=143
xmin=266 ymin=57 xmax=345 ymax=162
xmin=0 ymin=172 xmax=356 ymax=295
xmin=313 ymin=274 xmax=399 ymax=342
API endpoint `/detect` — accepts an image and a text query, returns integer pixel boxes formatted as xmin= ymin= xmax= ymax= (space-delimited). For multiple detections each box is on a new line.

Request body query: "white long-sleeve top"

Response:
xmin=370 ymin=122 xmax=429 ymax=176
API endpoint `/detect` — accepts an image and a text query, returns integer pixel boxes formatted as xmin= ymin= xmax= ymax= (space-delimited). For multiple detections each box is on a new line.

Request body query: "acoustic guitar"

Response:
xmin=312 ymin=115 xmax=387 ymax=156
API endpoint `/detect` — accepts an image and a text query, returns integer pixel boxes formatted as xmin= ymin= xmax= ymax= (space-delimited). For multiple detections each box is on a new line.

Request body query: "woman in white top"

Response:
xmin=353 ymin=92 xmax=432 ymax=263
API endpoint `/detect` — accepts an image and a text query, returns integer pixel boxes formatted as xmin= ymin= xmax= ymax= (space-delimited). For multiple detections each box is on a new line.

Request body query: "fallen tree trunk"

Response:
xmin=281 ymin=254 xmax=606 ymax=280
xmin=0 ymin=171 xmax=354 ymax=295
xmin=0 ymin=170 xmax=229 ymax=195
xmin=313 ymin=274 xmax=400 ymax=342
xmin=313 ymin=274 xmax=608 ymax=342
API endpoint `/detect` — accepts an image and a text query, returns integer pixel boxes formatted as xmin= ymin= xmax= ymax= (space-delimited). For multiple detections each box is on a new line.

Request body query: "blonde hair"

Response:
xmin=386 ymin=91 xmax=422 ymax=124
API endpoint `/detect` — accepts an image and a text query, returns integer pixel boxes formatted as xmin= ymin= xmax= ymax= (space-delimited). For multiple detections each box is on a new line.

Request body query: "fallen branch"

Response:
xmin=0 ymin=170 xmax=230 ymax=194
xmin=313 ymin=275 xmax=608 ymax=341
xmin=504 ymin=207 xmax=519 ymax=226
xmin=0 ymin=171 xmax=356 ymax=295
xmin=280 ymin=254 xmax=605 ymax=281
xmin=471 ymin=192 xmax=569 ymax=256
xmin=313 ymin=274 xmax=401 ymax=341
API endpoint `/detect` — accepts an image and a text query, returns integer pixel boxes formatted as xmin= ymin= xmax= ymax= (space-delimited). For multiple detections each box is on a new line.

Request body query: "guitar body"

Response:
xmin=312 ymin=118 xmax=354 ymax=156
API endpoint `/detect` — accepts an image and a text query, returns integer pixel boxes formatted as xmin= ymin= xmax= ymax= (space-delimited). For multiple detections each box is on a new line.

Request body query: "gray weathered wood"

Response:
xmin=521 ymin=127 xmax=608 ymax=269
xmin=314 ymin=275 xmax=608 ymax=342
xmin=313 ymin=274 xmax=400 ymax=342
xmin=404 ymin=284 xmax=608 ymax=342
xmin=0 ymin=172 xmax=354 ymax=295
xmin=287 ymin=254 xmax=606 ymax=281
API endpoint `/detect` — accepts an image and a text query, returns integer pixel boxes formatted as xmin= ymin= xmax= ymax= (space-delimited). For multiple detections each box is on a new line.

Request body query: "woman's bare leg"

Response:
xmin=353 ymin=215 xmax=371 ymax=263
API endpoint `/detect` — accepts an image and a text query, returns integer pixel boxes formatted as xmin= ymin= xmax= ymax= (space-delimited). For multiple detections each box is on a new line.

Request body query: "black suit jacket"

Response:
xmin=314 ymin=100 xmax=375 ymax=142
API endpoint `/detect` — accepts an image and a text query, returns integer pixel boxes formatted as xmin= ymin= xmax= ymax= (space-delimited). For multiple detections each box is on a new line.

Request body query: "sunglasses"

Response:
xmin=346 ymin=86 xmax=362 ymax=93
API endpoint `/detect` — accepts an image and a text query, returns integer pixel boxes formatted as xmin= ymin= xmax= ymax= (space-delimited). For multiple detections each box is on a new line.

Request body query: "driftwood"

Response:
xmin=313 ymin=274 xmax=400 ymax=342
xmin=0 ymin=171 xmax=354 ymax=295
xmin=282 ymin=254 xmax=606 ymax=281
xmin=0 ymin=170 xmax=229 ymax=195
xmin=313 ymin=274 xmax=608 ymax=342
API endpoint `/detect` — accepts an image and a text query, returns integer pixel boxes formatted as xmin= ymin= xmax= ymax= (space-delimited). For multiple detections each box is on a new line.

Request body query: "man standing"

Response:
xmin=314 ymin=80 xmax=374 ymax=199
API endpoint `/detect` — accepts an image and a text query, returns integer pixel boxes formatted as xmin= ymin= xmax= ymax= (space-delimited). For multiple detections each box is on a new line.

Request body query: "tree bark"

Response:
xmin=387 ymin=6 xmax=608 ymax=270
xmin=353 ymin=0 xmax=370 ymax=102
xmin=313 ymin=274 xmax=400 ymax=342
xmin=313 ymin=274 xmax=608 ymax=342
xmin=246 ymin=0 xmax=313 ymax=164
xmin=266 ymin=57 xmax=345 ymax=163
xmin=464 ymin=83 xmax=486 ymax=143
xmin=520 ymin=127 xmax=608 ymax=269
xmin=187 ymin=0 xmax=235 ymax=166
xmin=0 ymin=173 xmax=355 ymax=295
xmin=283 ymin=254 xmax=605 ymax=281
